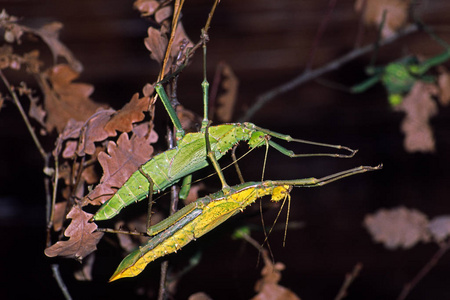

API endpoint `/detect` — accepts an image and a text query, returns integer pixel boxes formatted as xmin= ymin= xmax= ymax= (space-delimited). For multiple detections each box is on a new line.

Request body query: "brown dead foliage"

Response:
xmin=86 ymin=131 xmax=156 ymax=206
xmin=44 ymin=206 xmax=104 ymax=261
xmin=355 ymin=0 xmax=411 ymax=38
xmin=394 ymin=81 xmax=438 ymax=153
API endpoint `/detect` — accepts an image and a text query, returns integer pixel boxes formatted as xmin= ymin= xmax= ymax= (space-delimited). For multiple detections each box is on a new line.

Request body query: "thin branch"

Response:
xmin=239 ymin=23 xmax=419 ymax=122
xmin=396 ymin=240 xmax=450 ymax=300
xmin=0 ymin=69 xmax=47 ymax=160
xmin=51 ymin=264 xmax=73 ymax=300
xmin=334 ymin=263 xmax=363 ymax=300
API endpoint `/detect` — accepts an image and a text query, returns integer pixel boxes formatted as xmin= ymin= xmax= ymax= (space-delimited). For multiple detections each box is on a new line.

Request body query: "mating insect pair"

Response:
xmin=91 ymin=10 xmax=381 ymax=281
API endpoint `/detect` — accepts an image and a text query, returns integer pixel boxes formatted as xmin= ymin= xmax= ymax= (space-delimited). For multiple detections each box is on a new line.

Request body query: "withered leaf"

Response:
xmin=176 ymin=105 xmax=202 ymax=133
xmin=31 ymin=22 xmax=83 ymax=72
xmin=437 ymin=66 xmax=450 ymax=106
xmin=76 ymin=108 xmax=116 ymax=156
xmin=104 ymin=93 xmax=150 ymax=134
xmin=133 ymin=0 xmax=160 ymax=17
xmin=53 ymin=201 xmax=68 ymax=232
xmin=428 ymin=216 xmax=450 ymax=243
xmin=85 ymin=132 xmax=155 ymax=206
xmin=39 ymin=64 xmax=107 ymax=133
xmin=364 ymin=206 xmax=430 ymax=250
xmin=215 ymin=62 xmax=239 ymax=122
xmin=44 ymin=206 xmax=104 ymax=261
xmin=145 ymin=27 xmax=167 ymax=64
xmin=354 ymin=0 xmax=411 ymax=38
xmin=74 ymin=253 xmax=95 ymax=281
xmin=252 ymin=261 xmax=301 ymax=300
xmin=394 ymin=81 xmax=438 ymax=153
xmin=155 ymin=6 xmax=173 ymax=24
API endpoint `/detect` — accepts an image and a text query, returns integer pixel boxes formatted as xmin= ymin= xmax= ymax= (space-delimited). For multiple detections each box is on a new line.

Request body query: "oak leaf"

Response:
xmin=39 ymin=64 xmax=107 ymax=133
xmin=364 ymin=206 xmax=430 ymax=249
xmin=44 ymin=206 xmax=104 ymax=261
xmin=428 ymin=216 xmax=450 ymax=243
xmin=104 ymin=93 xmax=150 ymax=134
xmin=85 ymin=132 xmax=155 ymax=206
xmin=354 ymin=0 xmax=411 ymax=38
xmin=215 ymin=62 xmax=239 ymax=122
xmin=394 ymin=81 xmax=438 ymax=153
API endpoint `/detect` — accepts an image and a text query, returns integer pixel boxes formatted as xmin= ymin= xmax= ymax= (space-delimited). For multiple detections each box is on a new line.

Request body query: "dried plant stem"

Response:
xmin=51 ymin=264 xmax=73 ymax=300
xmin=396 ymin=240 xmax=450 ymax=300
xmin=334 ymin=263 xmax=363 ymax=300
xmin=0 ymin=70 xmax=47 ymax=160
xmin=239 ymin=23 xmax=419 ymax=122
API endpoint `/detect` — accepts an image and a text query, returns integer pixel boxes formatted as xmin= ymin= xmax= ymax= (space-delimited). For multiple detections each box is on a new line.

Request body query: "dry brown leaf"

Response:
xmin=176 ymin=105 xmax=202 ymax=133
xmin=73 ymin=252 xmax=95 ymax=281
xmin=0 ymin=11 xmax=82 ymax=71
xmin=364 ymin=206 xmax=431 ymax=250
xmin=145 ymin=27 xmax=167 ymax=64
xmin=252 ymin=260 xmax=301 ymax=300
xmin=53 ymin=201 xmax=68 ymax=231
xmin=133 ymin=0 xmax=160 ymax=17
xmin=28 ymin=93 xmax=46 ymax=128
xmin=76 ymin=109 xmax=116 ymax=156
xmin=104 ymin=93 xmax=150 ymax=134
xmin=30 ymin=22 xmax=83 ymax=72
xmin=85 ymin=132 xmax=155 ymax=206
xmin=155 ymin=6 xmax=173 ymax=24
xmin=354 ymin=0 xmax=411 ymax=38
xmin=44 ymin=205 xmax=104 ymax=261
xmin=215 ymin=62 xmax=239 ymax=122
xmin=437 ymin=66 xmax=450 ymax=106
xmin=39 ymin=64 xmax=107 ymax=133
xmin=428 ymin=216 xmax=450 ymax=243
xmin=394 ymin=81 xmax=438 ymax=153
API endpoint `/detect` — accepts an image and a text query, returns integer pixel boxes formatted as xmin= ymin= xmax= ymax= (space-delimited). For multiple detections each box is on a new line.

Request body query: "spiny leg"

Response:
xmin=198 ymin=29 xmax=230 ymax=192
xmin=205 ymin=121 xmax=230 ymax=192
xmin=231 ymin=145 xmax=245 ymax=184
xmin=250 ymin=124 xmax=358 ymax=158
xmin=138 ymin=166 xmax=155 ymax=233
xmin=271 ymin=164 xmax=383 ymax=187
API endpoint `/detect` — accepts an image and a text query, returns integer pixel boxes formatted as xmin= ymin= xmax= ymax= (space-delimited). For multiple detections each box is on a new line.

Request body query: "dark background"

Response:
xmin=1 ymin=0 xmax=450 ymax=299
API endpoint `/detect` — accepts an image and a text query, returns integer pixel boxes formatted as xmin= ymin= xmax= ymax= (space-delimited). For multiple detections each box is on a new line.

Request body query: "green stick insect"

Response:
xmin=92 ymin=40 xmax=358 ymax=225
xmin=350 ymin=23 xmax=450 ymax=107
xmin=108 ymin=164 xmax=382 ymax=281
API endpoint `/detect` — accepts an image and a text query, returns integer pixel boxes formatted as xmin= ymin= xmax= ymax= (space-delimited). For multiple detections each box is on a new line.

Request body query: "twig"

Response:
xmin=0 ymin=69 xmax=47 ymax=160
xmin=239 ymin=23 xmax=419 ymax=122
xmin=396 ymin=240 xmax=450 ymax=300
xmin=334 ymin=263 xmax=363 ymax=300
xmin=305 ymin=0 xmax=338 ymax=71
xmin=51 ymin=264 xmax=73 ymax=300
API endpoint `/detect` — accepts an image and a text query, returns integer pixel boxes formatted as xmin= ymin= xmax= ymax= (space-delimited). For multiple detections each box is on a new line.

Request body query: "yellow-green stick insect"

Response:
xmin=92 ymin=39 xmax=358 ymax=224
xmin=108 ymin=164 xmax=382 ymax=281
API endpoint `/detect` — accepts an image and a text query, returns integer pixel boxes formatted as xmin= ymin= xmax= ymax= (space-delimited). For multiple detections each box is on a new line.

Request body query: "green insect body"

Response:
xmin=93 ymin=123 xmax=270 ymax=221
xmin=108 ymin=164 xmax=382 ymax=281
xmin=109 ymin=181 xmax=291 ymax=281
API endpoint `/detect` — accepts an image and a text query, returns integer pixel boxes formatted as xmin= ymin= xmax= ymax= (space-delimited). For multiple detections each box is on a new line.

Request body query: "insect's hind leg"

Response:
xmin=138 ymin=166 xmax=156 ymax=233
